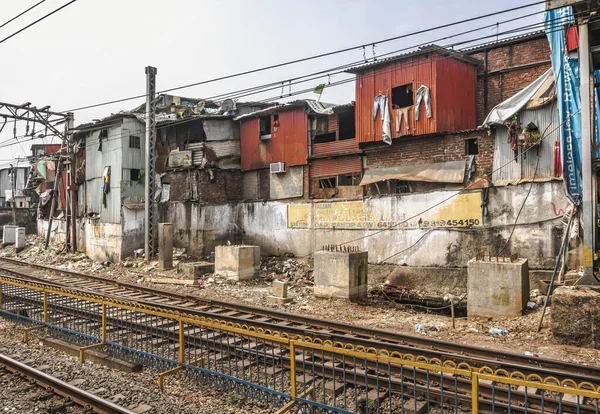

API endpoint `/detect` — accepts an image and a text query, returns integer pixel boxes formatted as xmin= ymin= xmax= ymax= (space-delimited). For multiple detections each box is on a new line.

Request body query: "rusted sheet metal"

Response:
xmin=312 ymin=139 xmax=359 ymax=156
xmin=167 ymin=150 xmax=193 ymax=168
xmin=240 ymin=107 xmax=308 ymax=171
xmin=310 ymin=156 xmax=362 ymax=178
xmin=360 ymin=160 xmax=465 ymax=185
xmin=354 ymin=53 xmax=476 ymax=144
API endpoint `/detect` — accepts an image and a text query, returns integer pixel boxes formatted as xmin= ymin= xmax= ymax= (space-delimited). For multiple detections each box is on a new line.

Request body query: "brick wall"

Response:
xmin=365 ymin=130 xmax=494 ymax=180
xmin=162 ymin=169 xmax=243 ymax=205
xmin=468 ymin=35 xmax=552 ymax=125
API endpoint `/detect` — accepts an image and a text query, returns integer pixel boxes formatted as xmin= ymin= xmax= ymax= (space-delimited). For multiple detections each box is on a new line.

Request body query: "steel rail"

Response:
xmin=0 ymin=353 xmax=135 ymax=414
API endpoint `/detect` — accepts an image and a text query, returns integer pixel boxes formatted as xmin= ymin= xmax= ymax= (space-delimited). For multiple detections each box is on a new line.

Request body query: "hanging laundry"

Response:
xmin=102 ymin=166 xmax=111 ymax=207
xmin=394 ymin=107 xmax=411 ymax=135
xmin=506 ymin=119 xmax=522 ymax=162
xmin=373 ymin=95 xmax=392 ymax=145
xmin=467 ymin=154 xmax=476 ymax=180
xmin=414 ymin=85 xmax=432 ymax=120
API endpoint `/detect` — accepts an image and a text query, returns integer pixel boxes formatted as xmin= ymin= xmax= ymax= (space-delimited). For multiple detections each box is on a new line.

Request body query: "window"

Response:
xmin=259 ymin=115 xmax=271 ymax=139
xmin=319 ymin=177 xmax=336 ymax=188
xmin=19 ymin=201 xmax=23 ymax=207
xmin=338 ymin=110 xmax=355 ymax=140
xmin=129 ymin=169 xmax=141 ymax=182
xmin=465 ymin=138 xmax=479 ymax=155
xmin=99 ymin=129 xmax=108 ymax=138
xmin=338 ymin=173 xmax=361 ymax=186
xmin=371 ymin=180 xmax=411 ymax=195
xmin=129 ymin=135 xmax=141 ymax=149
xmin=392 ymin=83 xmax=414 ymax=108
xmin=315 ymin=117 xmax=328 ymax=135
xmin=314 ymin=132 xmax=336 ymax=144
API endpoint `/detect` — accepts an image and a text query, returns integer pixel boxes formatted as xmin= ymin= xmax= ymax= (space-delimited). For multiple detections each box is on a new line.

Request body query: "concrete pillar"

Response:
xmin=2 ymin=225 xmax=17 ymax=245
xmin=313 ymin=250 xmax=368 ymax=300
xmin=467 ymin=257 xmax=529 ymax=319
xmin=158 ymin=223 xmax=173 ymax=270
xmin=214 ymin=245 xmax=260 ymax=281
xmin=15 ymin=227 xmax=25 ymax=252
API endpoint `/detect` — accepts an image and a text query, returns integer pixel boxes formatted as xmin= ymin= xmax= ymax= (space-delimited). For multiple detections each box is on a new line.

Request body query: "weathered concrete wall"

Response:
xmin=161 ymin=181 xmax=569 ymax=269
xmin=121 ymin=207 xmax=144 ymax=259
xmin=270 ymin=166 xmax=304 ymax=200
xmin=37 ymin=218 xmax=67 ymax=245
xmin=81 ymin=219 xmax=122 ymax=263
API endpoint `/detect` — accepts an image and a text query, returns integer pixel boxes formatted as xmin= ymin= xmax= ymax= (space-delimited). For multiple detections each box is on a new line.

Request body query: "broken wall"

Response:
xmin=161 ymin=181 xmax=569 ymax=269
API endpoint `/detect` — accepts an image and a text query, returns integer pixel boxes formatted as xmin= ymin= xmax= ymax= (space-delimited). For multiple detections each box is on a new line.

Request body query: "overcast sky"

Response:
xmin=0 ymin=0 xmax=546 ymax=162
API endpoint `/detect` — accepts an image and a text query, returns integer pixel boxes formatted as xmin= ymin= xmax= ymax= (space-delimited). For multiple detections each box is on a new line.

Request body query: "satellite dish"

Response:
xmin=221 ymin=99 xmax=234 ymax=113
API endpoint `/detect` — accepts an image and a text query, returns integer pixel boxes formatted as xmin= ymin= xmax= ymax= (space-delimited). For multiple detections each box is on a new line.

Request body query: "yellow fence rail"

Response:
xmin=1 ymin=275 xmax=600 ymax=413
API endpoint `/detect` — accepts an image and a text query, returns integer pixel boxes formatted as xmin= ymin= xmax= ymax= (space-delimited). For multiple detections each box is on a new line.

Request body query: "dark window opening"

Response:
xmin=338 ymin=173 xmax=361 ymax=186
xmin=273 ymin=114 xmax=279 ymax=122
xmin=129 ymin=135 xmax=141 ymax=149
xmin=371 ymin=180 xmax=411 ymax=195
xmin=319 ymin=177 xmax=336 ymax=188
xmin=130 ymin=169 xmax=141 ymax=182
xmin=19 ymin=201 xmax=23 ymax=207
xmin=315 ymin=117 xmax=328 ymax=135
xmin=392 ymin=84 xmax=414 ymax=108
xmin=259 ymin=116 xmax=271 ymax=138
xmin=465 ymin=138 xmax=479 ymax=155
xmin=314 ymin=132 xmax=336 ymax=144
xmin=338 ymin=110 xmax=355 ymax=140
xmin=99 ymin=129 xmax=108 ymax=139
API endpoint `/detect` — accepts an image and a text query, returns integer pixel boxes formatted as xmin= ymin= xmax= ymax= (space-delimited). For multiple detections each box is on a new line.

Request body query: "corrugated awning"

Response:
xmin=360 ymin=161 xmax=466 ymax=186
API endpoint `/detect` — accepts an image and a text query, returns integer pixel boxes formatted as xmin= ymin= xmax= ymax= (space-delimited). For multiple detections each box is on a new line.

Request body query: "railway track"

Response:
xmin=0 ymin=256 xmax=595 ymax=382
xmin=1 ymin=257 xmax=599 ymax=413
xmin=0 ymin=353 xmax=134 ymax=414
xmin=0 ymin=258 xmax=600 ymax=382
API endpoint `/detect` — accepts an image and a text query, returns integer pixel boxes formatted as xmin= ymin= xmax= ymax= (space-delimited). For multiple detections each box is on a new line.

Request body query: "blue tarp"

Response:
xmin=545 ymin=7 xmax=582 ymax=205
xmin=594 ymin=70 xmax=600 ymax=158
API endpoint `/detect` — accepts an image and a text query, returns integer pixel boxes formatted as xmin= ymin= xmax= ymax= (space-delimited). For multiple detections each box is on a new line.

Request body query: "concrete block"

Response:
xmin=551 ymin=286 xmax=600 ymax=348
xmin=402 ymin=398 xmax=427 ymax=414
xmin=15 ymin=227 xmax=25 ymax=251
xmin=214 ymin=245 xmax=260 ymax=281
xmin=158 ymin=223 xmax=173 ymax=270
xmin=177 ymin=261 xmax=214 ymax=279
xmin=467 ymin=257 xmax=529 ymax=319
xmin=313 ymin=250 xmax=368 ymax=300
xmin=3 ymin=225 xmax=17 ymax=244
xmin=272 ymin=280 xmax=288 ymax=298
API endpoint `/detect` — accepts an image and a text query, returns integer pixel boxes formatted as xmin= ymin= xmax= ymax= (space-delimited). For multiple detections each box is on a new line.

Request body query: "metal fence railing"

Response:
xmin=2 ymin=276 xmax=600 ymax=413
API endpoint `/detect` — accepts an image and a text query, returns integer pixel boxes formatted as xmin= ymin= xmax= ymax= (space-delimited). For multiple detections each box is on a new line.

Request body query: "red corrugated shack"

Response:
xmin=347 ymin=45 xmax=479 ymax=143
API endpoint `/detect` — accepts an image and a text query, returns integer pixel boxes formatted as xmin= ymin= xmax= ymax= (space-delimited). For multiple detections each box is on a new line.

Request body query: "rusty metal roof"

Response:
xmin=461 ymin=30 xmax=546 ymax=53
xmin=234 ymin=99 xmax=351 ymax=121
xmin=345 ymin=45 xmax=479 ymax=74
xmin=360 ymin=160 xmax=466 ymax=185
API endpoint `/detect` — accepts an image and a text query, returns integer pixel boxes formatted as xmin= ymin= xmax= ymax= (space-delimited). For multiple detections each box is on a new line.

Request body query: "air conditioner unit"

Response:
xmin=270 ymin=162 xmax=286 ymax=174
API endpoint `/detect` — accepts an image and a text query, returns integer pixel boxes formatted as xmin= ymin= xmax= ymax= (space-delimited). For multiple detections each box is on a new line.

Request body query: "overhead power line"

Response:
xmin=65 ymin=1 xmax=546 ymax=113
xmin=0 ymin=0 xmax=47 ymax=31
xmin=0 ymin=0 xmax=79 ymax=46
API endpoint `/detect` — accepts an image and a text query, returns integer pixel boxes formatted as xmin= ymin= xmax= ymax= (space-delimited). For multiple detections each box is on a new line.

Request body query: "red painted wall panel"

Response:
xmin=312 ymin=139 xmax=359 ymax=156
xmin=354 ymin=53 xmax=476 ymax=144
xmin=240 ymin=107 xmax=308 ymax=171
xmin=310 ymin=156 xmax=362 ymax=178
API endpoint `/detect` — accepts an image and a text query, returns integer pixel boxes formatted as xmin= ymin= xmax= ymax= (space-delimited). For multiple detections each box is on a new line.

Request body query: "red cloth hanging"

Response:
xmin=567 ymin=26 xmax=579 ymax=52
xmin=554 ymin=141 xmax=562 ymax=177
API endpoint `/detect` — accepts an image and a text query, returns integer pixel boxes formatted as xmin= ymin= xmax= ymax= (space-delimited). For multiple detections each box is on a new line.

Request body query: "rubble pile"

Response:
xmin=261 ymin=256 xmax=313 ymax=286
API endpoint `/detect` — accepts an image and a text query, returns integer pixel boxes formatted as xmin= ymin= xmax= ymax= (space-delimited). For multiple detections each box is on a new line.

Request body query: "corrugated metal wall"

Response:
xmin=310 ymin=156 xmax=362 ymax=178
xmin=492 ymin=100 xmax=559 ymax=183
xmin=435 ymin=59 xmax=477 ymax=133
xmin=85 ymin=118 xmax=145 ymax=223
xmin=355 ymin=54 xmax=477 ymax=143
xmin=312 ymin=140 xmax=359 ymax=156
xmin=240 ymin=107 xmax=308 ymax=171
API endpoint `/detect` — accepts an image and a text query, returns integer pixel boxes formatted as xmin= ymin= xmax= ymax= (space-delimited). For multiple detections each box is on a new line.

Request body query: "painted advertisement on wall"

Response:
xmin=288 ymin=191 xmax=483 ymax=230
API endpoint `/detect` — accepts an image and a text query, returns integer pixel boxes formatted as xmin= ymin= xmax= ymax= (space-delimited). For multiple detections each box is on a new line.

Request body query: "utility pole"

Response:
xmin=144 ymin=66 xmax=157 ymax=260
xmin=10 ymin=164 xmax=15 ymax=225
xmin=578 ymin=22 xmax=598 ymax=284
xmin=66 ymin=112 xmax=76 ymax=252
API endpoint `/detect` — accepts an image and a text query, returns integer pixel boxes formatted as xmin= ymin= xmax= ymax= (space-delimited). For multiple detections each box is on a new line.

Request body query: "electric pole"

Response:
xmin=578 ymin=21 xmax=598 ymax=284
xmin=145 ymin=66 xmax=157 ymax=260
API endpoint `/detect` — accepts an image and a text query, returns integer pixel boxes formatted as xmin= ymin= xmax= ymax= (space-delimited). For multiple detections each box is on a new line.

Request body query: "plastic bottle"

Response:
xmin=524 ymin=351 xmax=539 ymax=357
xmin=489 ymin=328 xmax=507 ymax=336
xmin=415 ymin=324 xmax=425 ymax=333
